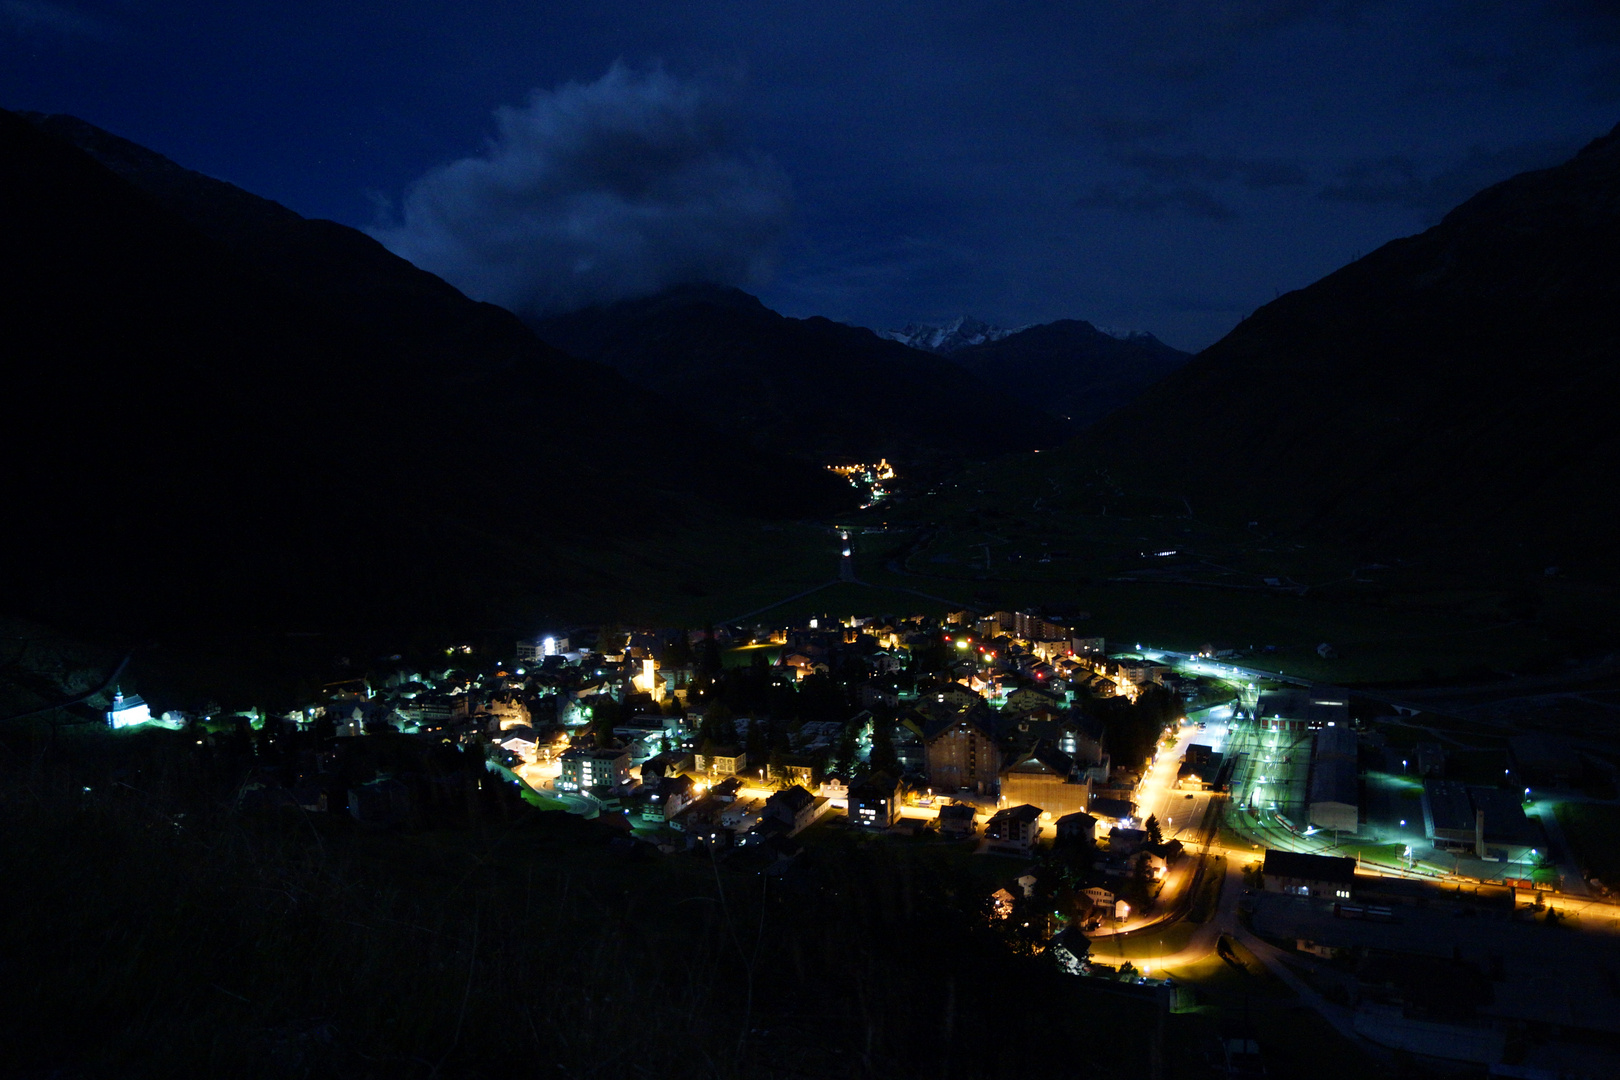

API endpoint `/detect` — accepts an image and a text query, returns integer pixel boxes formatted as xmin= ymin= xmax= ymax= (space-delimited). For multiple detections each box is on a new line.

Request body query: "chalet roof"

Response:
xmin=937 ymin=802 xmax=976 ymax=823
xmin=1147 ymin=839 xmax=1183 ymax=860
xmin=990 ymin=803 xmax=1043 ymax=825
xmin=642 ymin=750 xmax=693 ymax=772
xmin=1033 ymin=740 xmax=1074 ymax=776
xmin=1009 ymin=683 xmax=1062 ymax=702
xmin=849 ymin=771 xmax=898 ymax=799
xmin=560 ymin=745 xmax=628 ymax=761
xmin=1068 ymin=713 xmax=1106 ymax=742
xmin=752 ymin=815 xmax=790 ymax=838
xmin=766 ymin=784 xmax=815 ymax=814
xmin=920 ymin=701 xmax=1000 ymax=742
xmin=1088 ymin=796 xmax=1135 ymax=821
xmin=1048 ymin=927 xmax=1091 ymax=959
xmin=657 ymin=773 xmax=695 ymax=797
xmin=1261 ymin=849 xmax=1356 ymax=885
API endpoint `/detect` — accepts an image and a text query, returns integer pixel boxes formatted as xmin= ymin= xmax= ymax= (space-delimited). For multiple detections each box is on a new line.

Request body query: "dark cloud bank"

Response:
xmin=369 ymin=64 xmax=791 ymax=317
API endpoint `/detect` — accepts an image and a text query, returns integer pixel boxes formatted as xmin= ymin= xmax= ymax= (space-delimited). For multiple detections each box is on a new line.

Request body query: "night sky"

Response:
xmin=6 ymin=2 xmax=1619 ymax=350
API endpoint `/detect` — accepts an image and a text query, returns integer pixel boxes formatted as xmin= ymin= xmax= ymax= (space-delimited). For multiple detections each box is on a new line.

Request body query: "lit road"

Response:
xmin=1132 ymin=705 xmax=1233 ymax=848
xmin=1091 ymin=704 xmax=1235 ymax=936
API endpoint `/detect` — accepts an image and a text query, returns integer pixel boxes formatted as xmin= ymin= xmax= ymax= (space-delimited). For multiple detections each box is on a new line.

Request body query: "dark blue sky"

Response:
xmin=6 ymin=1 xmax=1619 ymax=349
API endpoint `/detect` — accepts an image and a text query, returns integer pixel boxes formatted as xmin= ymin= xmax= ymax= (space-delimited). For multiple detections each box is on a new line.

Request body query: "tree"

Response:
xmin=868 ymin=713 xmax=900 ymax=777
xmin=313 ymin=711 xmax=336 ymax=742
xmin=1145 ymin=813 xmax=1163 ymax=847
xmin=1123 ymin=854 xmax=1155 ymax=912
xmin=798 ymin=671 xmax=845 ymax=724
xmin=744 ymin=714 xmax=769 ymax=768
xmin=698 ymin=629 xmax=723 ymax=680
xmin=587 ymin=696 xmax=620 ymax=747
xmin=698 ymin=701 xmax=738 ymax=750
xmin=666 ymin=630 xmax=695 ymax=667
xmin=831 ymin=720 xmax=861 ymax=776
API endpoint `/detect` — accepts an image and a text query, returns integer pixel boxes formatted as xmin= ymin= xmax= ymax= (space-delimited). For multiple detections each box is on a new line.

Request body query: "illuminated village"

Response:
xmin=106 ymin=578 xmax=1620 ymax=1074
xmin=826 ymin=459 xmax=897 ymax=507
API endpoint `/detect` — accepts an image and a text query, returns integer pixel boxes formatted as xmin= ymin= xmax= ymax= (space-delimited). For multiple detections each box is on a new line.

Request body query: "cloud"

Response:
xmin=1072 ymin=146 xmax=1307 ymax=219
xmin=1 ymin=0 xmax=103 ymax=36
xmin=1074 ymin=181 xmax=1236 ymax=220
xmin=369 ymin=64 xmax=792 ymax=317
xmin=1119 ymin=148 xmax=1310 ymax=189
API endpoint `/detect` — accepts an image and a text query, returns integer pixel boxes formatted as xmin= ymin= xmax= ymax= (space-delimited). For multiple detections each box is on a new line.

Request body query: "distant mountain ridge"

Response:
xmin=530 ymin=286 xmax=1070 ymax=474
xmin=880 ymin=315 xmax=1166 ymax=355
xmin=947 ymin=320 xmax=1190 ymax=428
xmin=879 ymin=316 xmax=1025 ymax=353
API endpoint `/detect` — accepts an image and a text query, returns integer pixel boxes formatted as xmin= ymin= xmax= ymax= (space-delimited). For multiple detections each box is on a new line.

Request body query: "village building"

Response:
xmin=1308 ymin=724 xmax=1360 ymax=833
xmin=1087 ymin=796 xmax=1136 ymax=827
xmin=1176 ymin=743 xmax=1226 ymax=791
xmin=106 ymin=689 xmax=152 ymax=729
xmin=1420 ymin=779 xmax=1542 ymax=859
xmin=762 ymin=784 xmax=818 ymax=834
xmin=999 ymin=740 xmax=1089 ymax=818
xmin=924 ymin=707 xmax=1002 ymax=795
xmin=849 ymin=772 xmax=901 ymax=829
xmin=1054 ymin=811 xmax=1097 ymax=845
xmin=559 ymin=745 xmax=631 ymax=793
xmin=695 ymin=746 xmax=747 ymax=778
xmin=640 ymin=773 xmax=697 ymax=822
xmin=985 ymin=803 xmax=1044 ymax=853
xmin=639 ymin=750 xmax=695 ymax=784
xmin=1254 ymin=690 xmax=1350 ymax=733
xmin=1261 ymin=849 xmax=1356 ymax=900
xmin=937 ymin=802 xmax=977 ymax=838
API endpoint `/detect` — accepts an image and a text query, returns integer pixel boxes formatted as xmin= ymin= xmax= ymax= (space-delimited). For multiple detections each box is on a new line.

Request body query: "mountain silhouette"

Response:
xmin=1052 ymin=121 xmax=1620 ymax=579
xmin=1 ymin=110 xmax=844 ymax=648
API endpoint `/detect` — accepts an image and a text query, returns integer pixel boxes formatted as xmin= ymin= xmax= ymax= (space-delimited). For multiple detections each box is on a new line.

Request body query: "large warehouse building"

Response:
xmin=1307 ymin=724 xmax=1359 ymax=833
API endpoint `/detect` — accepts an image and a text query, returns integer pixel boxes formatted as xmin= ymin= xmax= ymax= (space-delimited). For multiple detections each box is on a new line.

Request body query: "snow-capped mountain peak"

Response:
xmin=1093 ymin=324 xmax=1158 ymax=343
xmin=879 ymin=315 xmax=1027 ymax=353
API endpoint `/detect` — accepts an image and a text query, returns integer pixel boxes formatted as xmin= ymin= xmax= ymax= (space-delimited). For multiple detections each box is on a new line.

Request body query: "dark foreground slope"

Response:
xmin=1059 ymin=122 xmax=1620 ymax=577
xmin=0 ymin=725 xmax=1181 ymax=1080
xmin=532 ymin=286 xmax=1070 ymax=475
xmin=948 ymin=320 xmax=1189 ymax=428
xmin=0 ymin=111 xmax=843 ymax=649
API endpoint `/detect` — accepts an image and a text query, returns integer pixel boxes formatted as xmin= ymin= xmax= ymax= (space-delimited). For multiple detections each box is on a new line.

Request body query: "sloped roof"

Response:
xmin=1261 ymin=849 xmax=1356 ymax=885
xmin=766 ymin=784 xmax=815 ymax=813
xmin=990 ymin=803 xmax=1043 ymax=824
xmin=920 ymin=701 xmax=1000 ymax=742
xmin=849 ymin=771 xmax=898 ymax=799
